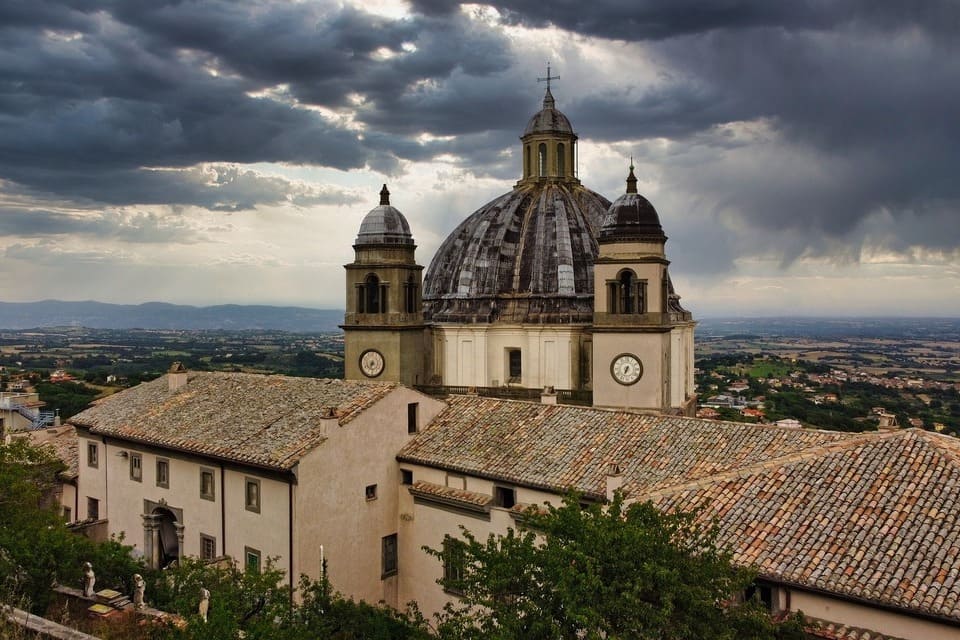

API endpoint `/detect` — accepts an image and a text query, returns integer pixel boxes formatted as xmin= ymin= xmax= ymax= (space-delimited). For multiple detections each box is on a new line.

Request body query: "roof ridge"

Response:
xmin=641 ymin=431 xmax=892 ymax=500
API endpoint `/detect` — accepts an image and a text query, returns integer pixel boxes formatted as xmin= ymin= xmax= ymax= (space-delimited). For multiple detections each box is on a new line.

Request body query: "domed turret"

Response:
xmin=599 ymin=165 xmax=665 ymax=243
xmin=523 ymin=88 xmax=574 ymax=136
xmin=355 ymin=184 xmax=414 ymax=246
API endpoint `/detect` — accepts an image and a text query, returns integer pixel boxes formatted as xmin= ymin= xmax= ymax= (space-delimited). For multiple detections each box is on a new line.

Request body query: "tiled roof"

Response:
xmin=409 ymin=481 xmax=493 ymax=513
xmin=803 ymin=617 xmax=907 ymax=640
xmin=649 ymin=430 xmax=960 ymax=621
xmin=70 ymin=372 xmax=396 ymax=470
xmin=26 ymin=425 xmax=79 ymax=480
xmin=398 ymin=396 xmax=858 ymax=499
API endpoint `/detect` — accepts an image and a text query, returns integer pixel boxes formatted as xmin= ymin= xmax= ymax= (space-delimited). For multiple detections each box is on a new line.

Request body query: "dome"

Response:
xmin=599 ymin=166 xmax=665 ymax=242
xmin=423 ymin=182 xmax=610 ymax=323
xmin=523 ymin=88 xmax=574 ymax=136
xmin=355 ymin=184 xmax=414 ymax=246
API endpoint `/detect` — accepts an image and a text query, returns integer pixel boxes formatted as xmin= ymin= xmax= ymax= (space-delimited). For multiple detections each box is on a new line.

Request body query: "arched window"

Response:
xmin=608 ymin=270 xmax=647 ymax=314
xmin=538 ymin=143 xmax=547 ymax=177
xmin=524 ymin=145 xmax=532 ymax=178
xmin=365 ymin=274 xmax=382 ymax=314
xmin=557 ymin=143 xmax=565 ymax=176
xmin=404 ymin=274 xmax=418 ymax=314
xmin=619 ymin=270 xmax=635 ymax=314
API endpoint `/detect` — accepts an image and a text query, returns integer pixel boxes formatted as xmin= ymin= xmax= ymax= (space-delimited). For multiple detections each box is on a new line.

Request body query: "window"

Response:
xmin=609 ymin=271 xmax=647 ymax=315
xmin=538 ymin=143 xmax=547 ymax=176
xmin=365 ymin=484 xmax=378 ymax=501
xmin=508 ymin=349 xmax=522 ymax=382
xmin=63 ymin=506 xmax=72 ymax=522
xmin=87 ymin=442 xmax=98 ymax=468
xmin=245 ymin=478 xmax=261 ymax=513
xmin=200 ymin=468 xmax=215 ymax=501
xmin=524 ymin=145 xmax=532 ymax=178
xmin=442 ymin=536 xmax=466 ymax=595
xmin=156 ymin=459 xmax=169 ymax=488
xmin=129 ymin=453 xmax=142 ymax=482
xmin=200 ymin=534 xmax=217 ymax=561
xmin=745 ymin=583 xmax=774 ymax=611
xmin=364 ymin=274 xmax=383 ymax=314
xmin=494 ymin=486 xmax=516 ymax=509
xmin=400 ymin=469 xmax=413 ymax=485
xmin=381 ymin=534 xmax=398 ymax=577
xmin=87 ymin=497 xmax=99 ymax=520
xmin=407 ymin=402 xmax=419 ymax=434
xmin=404 ymin=274 xmax=418 ymax=313
xmin=245 ymin=547 xmax=261 ymax=573
xmin=446 ymin=473 xmax=466 ymax=490
xmin=619 ymin=270 xmax=635 ymax=313
xmin=557 ymin=142 xmax=565 ymax=175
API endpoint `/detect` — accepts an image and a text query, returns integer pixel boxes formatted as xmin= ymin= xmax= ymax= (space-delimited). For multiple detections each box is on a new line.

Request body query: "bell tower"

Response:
xmin=343 ymin=185 xmax=426 ymax=385
xmin=591 ymin=166 xmax=696 ymax=415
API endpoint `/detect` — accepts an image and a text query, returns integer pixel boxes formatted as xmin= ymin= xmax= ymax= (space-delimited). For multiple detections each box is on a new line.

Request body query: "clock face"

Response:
xmin=359 ymin=349 xmax=385 ymax=378
xmin=611 ymin=353 xmax=643 ymax=386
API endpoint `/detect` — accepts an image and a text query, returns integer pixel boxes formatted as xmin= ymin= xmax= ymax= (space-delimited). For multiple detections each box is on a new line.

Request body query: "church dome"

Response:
xmin=599 ymin=166 xmax=665 ymax=242
xmin=423 ymin=182 xmax=610 ymax=324
xmin=355 ymin=184 xmax=414 ymax=246
xmin=523 ymin=88 xmax=574 ymax=136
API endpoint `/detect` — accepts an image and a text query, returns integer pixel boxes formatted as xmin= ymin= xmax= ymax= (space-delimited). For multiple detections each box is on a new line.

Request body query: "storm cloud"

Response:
xmin=0 ymin=0 xmax=956 ymax=312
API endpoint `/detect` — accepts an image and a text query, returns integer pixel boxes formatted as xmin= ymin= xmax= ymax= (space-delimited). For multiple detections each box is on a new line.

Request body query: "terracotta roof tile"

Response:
xmin=409 ymin=481 xmax=493 ymax=512
xmin=69 ymin=372 xmax=396 ymax=470
xmin=648 ymin=430 xmax=960 ymax=620
xmin=399 ymin=396 xmax=858 ymax=499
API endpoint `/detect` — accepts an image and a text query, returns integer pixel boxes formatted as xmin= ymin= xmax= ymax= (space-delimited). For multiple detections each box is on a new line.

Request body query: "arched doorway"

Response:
xmin=153 ymin=507 xmax=180 ymax=568
xmin=142 ymin=500 xmax=184 ymax=569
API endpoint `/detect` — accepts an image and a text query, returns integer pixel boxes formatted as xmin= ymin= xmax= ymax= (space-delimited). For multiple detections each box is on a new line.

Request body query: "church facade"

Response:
xmin=343 ymin=87 xmax=696 ymax=415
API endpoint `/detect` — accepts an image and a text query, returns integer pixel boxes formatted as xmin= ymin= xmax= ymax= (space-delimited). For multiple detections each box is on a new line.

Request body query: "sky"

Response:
xmin=0 ymin=0 xmax=958 ymax=317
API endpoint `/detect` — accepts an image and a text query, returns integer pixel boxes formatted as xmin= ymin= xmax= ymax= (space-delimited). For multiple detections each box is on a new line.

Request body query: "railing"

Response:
xmin=10 ymin=403 xmax=55 ymax=429
xmin=416 ymin=385 xmax=592 ymax=407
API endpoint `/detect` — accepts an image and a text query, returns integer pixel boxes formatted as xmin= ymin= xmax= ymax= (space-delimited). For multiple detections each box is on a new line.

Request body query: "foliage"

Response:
xmin=0 ymin=438 xmax=146 ymax=614
xmin=427 ymin=493 xmax=805 ymax=640
xmin=151 ymin=559 xmax=430 ymax=640
xmin=34 ymin=380 xmax=100 ymax=420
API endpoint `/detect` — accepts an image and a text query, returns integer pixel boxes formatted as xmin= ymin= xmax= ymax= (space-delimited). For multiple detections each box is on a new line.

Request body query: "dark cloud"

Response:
xmin=463 ymin=0 xmax=959 ymax=42
xmin=0 ymin=1 xmax=517 ymax=208
xmin=0 ymin=0 xmax=956 ymax=276
xmin=0 ymin=207 xmax=200 ymax=243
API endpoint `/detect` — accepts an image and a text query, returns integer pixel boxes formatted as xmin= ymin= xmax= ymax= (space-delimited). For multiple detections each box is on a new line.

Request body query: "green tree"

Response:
xmin=427 ymin=494 xmax=804 ymax=640
xmin=0 ymin=438 xmax=145 ymax=614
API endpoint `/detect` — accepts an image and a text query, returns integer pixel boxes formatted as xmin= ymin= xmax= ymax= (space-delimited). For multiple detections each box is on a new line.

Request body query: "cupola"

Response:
xmin=355 ymin=184 xmax=415 ymax=247
xmin=599 ymin=164 xmax=666 ymax=243
xmin=518 ymin=68 xmax=579 ymax=184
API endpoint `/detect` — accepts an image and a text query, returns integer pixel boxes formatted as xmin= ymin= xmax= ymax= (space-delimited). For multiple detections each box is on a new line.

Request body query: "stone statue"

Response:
xmin=198 ymin=586 xmax=210 ymax=622
xmin=82 ymin=562 xmax=95 ymax=597
xmin=132 ymin=573 xmax=145 ymax=609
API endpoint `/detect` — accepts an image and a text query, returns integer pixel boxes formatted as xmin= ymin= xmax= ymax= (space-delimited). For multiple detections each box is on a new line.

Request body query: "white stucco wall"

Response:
xmin=293 ymin=387 xmax=446 ymax=607
xmin=432 ymin=324 xmax=587 ymax=389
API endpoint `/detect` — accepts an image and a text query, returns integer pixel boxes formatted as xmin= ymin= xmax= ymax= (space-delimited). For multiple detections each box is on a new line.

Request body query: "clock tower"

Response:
xmin=591 ymin=166 xmax=696 ymax=415
xmin=343 ymin=185 xmax=426 ymax=385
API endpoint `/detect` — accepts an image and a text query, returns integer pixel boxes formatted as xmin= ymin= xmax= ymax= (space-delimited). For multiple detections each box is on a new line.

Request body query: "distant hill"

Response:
xmin=0 ymin=300 xmax=343 ymax=332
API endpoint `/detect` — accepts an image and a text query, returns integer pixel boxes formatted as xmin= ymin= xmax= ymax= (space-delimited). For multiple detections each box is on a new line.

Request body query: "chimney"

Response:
xmin=319 ymin=406 xmax=339 ymax=436
xmin=605 ymin=463 xmax=624 ymax=502
xmin=540 ymin=386 xmax=557 ymax=405
xmin=168 ymin=362 xmax=188 ymax=392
